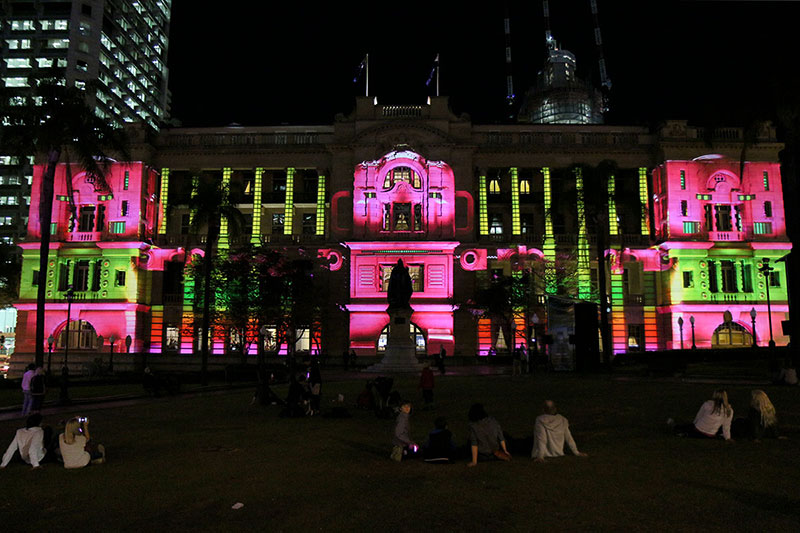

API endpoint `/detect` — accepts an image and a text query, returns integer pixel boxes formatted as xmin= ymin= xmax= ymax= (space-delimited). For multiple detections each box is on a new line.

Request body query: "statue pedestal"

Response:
xmin=365 ymin=306 xmax=424 ymax=374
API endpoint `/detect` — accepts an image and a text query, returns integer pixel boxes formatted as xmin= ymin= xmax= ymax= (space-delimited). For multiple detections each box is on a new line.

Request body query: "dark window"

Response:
xmin=272 ymin=213 xmax=284 ymax=234
xmin=81 ymin=4 xmax=92 ymax=16
xmin=764 ymin=201 xmax=772 ymax=218
xmin=742 ymin=263 xmax=753 ymax=292
xmin=394 ymin=203 xmax=411 ymax=231
xmin=96 ymin=205 xmax=106 ymax=231
xmin=708 ymin=261 xmax=718 ymax=293
xmin=489 ymin=213 xmax=503 ymax=235
xmin=115 ymin=270 xmax=126 ymax=287
xmin=91 ymin=260 xmax=101 ymax=291
xmin=74 ymin=260 xmax=90 ymax=291
xmin=58 ymin=262 xmax=70 ymax=291
xmin=302 ymin=213 xmax=315 ymax=234
xmin=721 ymin=260 xmax=737 ymax=292
xmin=734 ymin=205 xmax=742 ymax=231
xmin=164 ymin=261 xmax=184 ymax=294
xmin=769 ymin=271 xmax=781 ymax=287
xmin=121 ymin=200 xmax=129 ymax=217
xmin=32 ymin=270 xmax=39 ymax=286
xmin=78 ymin=206 xmax=96 ymax=232
xmin=180 ymin=214 xmax=191 ymax=235
xmin=413 ymin=204 xmax=422 ymax=231
xmin=521 ymin=213 xmax=534 ymax=234
xmin=704 ymin=204 xmax=713 ymax=232
xmin=681 ymin=200 xmax=688 ymax=217
xmin=683 ymin=271 xmax=694 ymax=288
xmin=627 ymin=324 xmax=644 ymax=351
xmin=714 ymin=205 xmax=732 ymax=231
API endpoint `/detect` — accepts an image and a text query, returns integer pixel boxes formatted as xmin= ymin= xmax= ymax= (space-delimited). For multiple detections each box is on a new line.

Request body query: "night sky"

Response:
xmin=165 ymin=1 xmax=800 ymax=129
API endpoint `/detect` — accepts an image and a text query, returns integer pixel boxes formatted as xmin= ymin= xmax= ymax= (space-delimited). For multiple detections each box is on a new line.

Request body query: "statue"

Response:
xmin=387 ymin=259 xmax=413 ymax=309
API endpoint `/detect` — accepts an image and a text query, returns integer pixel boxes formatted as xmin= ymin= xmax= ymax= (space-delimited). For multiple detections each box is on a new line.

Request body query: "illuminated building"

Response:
xmin=9 ymin=100 xmax=791 ymax=372
xmin=0 ymin=0 xmax=172 ymax=244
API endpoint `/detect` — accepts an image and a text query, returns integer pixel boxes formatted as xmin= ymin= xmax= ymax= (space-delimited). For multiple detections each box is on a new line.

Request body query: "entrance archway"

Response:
xmin=55 ymin=320 xmax=99 ymax=350
xmin=377 ymin=323 xmax=426 ymax=354
xmin=711 ymin=321 xmax=753 ymax=348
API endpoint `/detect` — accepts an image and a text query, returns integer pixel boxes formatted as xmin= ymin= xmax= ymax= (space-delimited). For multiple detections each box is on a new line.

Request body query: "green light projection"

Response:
xmin=219 ymin=168 xmax=231 ymax=250
xmin=510 ymin=167 xmax=521 ymax=235
xmin=251 ymin=168 xmax=264 ymax=244
xmin=479 ymin=174 xmax=488 ymax=235
xmin=316 ymin=175 xmax=326 ymax=235
xmin=542 ymin=167 xmax=556 ymax=293
xmin=575 ymin=167 xmax=591 ymax=300
xmin=639 ymin=167 xmax=650 ymax=235
xmin=284 ymin=168 xmax=295 ymax=235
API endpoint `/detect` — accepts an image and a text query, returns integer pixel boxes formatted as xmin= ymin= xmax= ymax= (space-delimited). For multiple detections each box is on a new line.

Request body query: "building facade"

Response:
xmin=1 ymin=0 xmax=172 ymax=245
xmin=10 ymin=98 xmax=792 ymax=371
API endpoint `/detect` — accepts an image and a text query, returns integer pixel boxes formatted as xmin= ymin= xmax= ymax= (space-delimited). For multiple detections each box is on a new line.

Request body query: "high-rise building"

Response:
xmin=0 ymin=0 xmax=172 ymax=243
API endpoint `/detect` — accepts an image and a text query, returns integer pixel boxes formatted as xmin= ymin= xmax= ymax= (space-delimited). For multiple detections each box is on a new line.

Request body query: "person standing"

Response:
xmin=20 ymin=364 xmax=35 ymax=416
xmin=391 ymin=400 xmax=417 ymax=462
xmin=437 ymin=346 xmax=446 ymax=375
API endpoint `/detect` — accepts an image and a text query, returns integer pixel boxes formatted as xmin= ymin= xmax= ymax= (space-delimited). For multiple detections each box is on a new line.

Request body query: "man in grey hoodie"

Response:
xmin=531 ymin=400 xmax=588 ymax=462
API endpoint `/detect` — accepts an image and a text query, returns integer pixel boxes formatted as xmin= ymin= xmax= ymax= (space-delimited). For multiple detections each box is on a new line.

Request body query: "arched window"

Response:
xmin=377 ymin=323 xmax=426 ymax=353
xmin=382 ymin=166 xmax=421 ymax=190
xmin=56 ymin=320 xmax=98 ymax=350
xmin=711 ymin=321 xmax=753 ymax=348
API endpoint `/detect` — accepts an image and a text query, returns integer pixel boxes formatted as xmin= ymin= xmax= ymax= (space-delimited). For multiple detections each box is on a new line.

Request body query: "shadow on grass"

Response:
xmin=335 ymin=437 xmax=388 ymax=458
xmin=677 ymin=480 xmax=800 ymax=517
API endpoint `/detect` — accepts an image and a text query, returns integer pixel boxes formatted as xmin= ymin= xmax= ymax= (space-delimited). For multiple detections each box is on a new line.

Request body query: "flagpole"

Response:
xmin=365 ymin=53 xmax=369 ymax=97
xmin=436 ymin=54 xmax=440 ymax=97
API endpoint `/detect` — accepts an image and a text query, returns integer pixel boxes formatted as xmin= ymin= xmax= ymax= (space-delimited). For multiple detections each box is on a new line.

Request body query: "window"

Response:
xmin=302 ymin=213 xmax=315 ymax=234
xmin=380 ymin=265 xmax=424 ymax=292
xmin=114 ymin=270 xmax=126 ymax=287
xmin=271 ymin=213 xmax=284 ymax=234
xmin=489 ymin=177 xmax=501 ymax=194
xmin=769 ymin=271 xmax=780 ymax=287
xmin=764 ymin=201 xmax=772 ymax=218
xmin=32 ymin=270 xmax=39 ymax=286
xmin=11 ymin=20 xmax=36 ymax=31
xmin=58 ymin=262 xmax=70 ymax=291
xmin=742 ymin=263 xmax=753 ymax=293
xmin=76 ymin=60 xmax=88 ymax=72
xmin=721 ymin=260 xmax=737 ymax=293
xmin=489 ymin=213 xmax=503 ymax=235
xmin=121 ymin=200 xmax=129 ymax=217
xmin=36 ymin=58 xmax=54 ymax=68
xmin=708 ymin=261 xmax=718 ymax=293
xmin=681 ymin=200 xmax=688 ymax=216
xmin=520 ymin=179 xmax=531 ymax=195
xmin=109 ymin=221 xmax=125 ymax=234
xmin=521 ymin=213 xmax=534 ymax=234
xmin=683 ymin=221 xmax=699 ymax=234
xmin=124 ymin=171 xmax=129 ymax=190
xmin=180 ymin=214 xmax=191 ymax=235
xmin=5 ymin=58 xmax=31 ymax=69
xmin=703 ymin=205 xmax=713 ymax=231
xmin=754 ymin=222 xmax=773 ymax=235
xmin=714 ymin=205 xmax=732 ymax=231
xmin=46 ymin=39 xmax=70 ymax=49
xmin=763 ymin=171 xmax=770 ymax=191
xmin=683 ymin=271 xmax=694 ymax=288
xmin=0 ymin=216 xmax=12 ymax=226
xmin=627 ymin=324 xmax=644 ymax=351
xmin=78 ymin=206 xmax=96 ymax=232
xmin=680 ymin=170 xmax=686 ymax=190
xmin=3 ymin=77 xmax=29 ymax=88
xmin=734 ymin=205 xmax=743 ymax=231
xmin=74 ymin=260 xmax=90 ymax=291
xmin=393 ymin=203 xmax=411 ymax=231
xmin=165 ymin=326 xmax=179 ymax=351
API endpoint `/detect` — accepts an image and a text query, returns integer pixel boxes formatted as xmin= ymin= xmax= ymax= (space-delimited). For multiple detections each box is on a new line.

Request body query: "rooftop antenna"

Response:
xmin=503 ymin=5 xmax=516 ymax=116
xmin=589 ymin=0 xmax=612 ymax=111
xmin=542 ymin=0 xmax=556 ymax=51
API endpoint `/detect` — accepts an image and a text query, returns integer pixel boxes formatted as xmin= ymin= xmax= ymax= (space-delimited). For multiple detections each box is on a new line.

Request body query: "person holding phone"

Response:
xmin=59 ymin=417 xmax=106 ymax=468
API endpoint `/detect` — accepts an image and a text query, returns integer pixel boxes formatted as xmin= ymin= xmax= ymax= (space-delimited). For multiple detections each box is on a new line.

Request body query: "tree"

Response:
xmin=0 ymin=79 xmax=128 ymax=367
xmin=0 ymin=244 xmax=21 ymax=309
xmin=186 ymin=173 xmax=243 ymax=385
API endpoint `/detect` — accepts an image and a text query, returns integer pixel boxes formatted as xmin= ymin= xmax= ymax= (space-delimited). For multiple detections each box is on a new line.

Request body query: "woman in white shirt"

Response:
xmin=59 ymin=418 xmax=105 ymax=468
xmin=675 ymin=389 xmax=734 ymax=440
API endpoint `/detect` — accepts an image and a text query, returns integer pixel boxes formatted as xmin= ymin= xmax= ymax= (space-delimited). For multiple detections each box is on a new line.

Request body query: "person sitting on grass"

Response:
xmin=390 ymin=400 xmax=417 ymax=462
xmin=674 ymin=389 xmax=734 ymax=441
xmin=467 ymin=403 xmax=510 ymax=466
xmin=1 ymin=414 xmax=54 ymax=469
xmin=733 ymin=389 xmax=785 ymax=441
xmin=531 ymin=400 xmax=588 ymax=462
xmin=423 ymin=416 xmax=455 ymax=464
xmin=59 ymin=417 xmax=106 ymax=468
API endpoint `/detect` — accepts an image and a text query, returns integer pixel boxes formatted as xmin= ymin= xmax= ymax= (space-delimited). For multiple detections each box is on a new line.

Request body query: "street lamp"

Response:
xmin=750 ymin=307 xmax=757 ymax=348
xmin=689 ymin=315 xmax=696 ymax=350
xmin=47 ymin=335 xmax=54 ymax=375
xmin=677 ymin=317 xmax=684 ymax=350
xmin=59 ymin=284 xmax=75 ymax=405
xmin=108 ymin=334 xmax=116 ymax=373
xmin=758 ymin=259 xmax=776 ymax=349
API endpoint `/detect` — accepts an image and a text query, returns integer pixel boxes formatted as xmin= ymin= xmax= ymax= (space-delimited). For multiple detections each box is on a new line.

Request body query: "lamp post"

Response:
xmin=108 ymin=334 xmax=116 ymax=373
xmin=689 ymin=315 xmax=696 ymax=350
xmin=59 ymin=284 xmax=75 ymax=405
xmin=750 ymin=307 xmax=757 ymax=348
xmin=47 ymin=335 xmax=54 ymax=376
xmin=677 ymin=317 xmax=684 ymax=350
xmin=758 ymin=259 xmax=776 ymax=349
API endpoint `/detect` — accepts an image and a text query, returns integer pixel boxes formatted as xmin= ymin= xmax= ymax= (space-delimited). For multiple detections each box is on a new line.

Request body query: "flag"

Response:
xmin=425 ymin=54 xmax=439 ymax=87
xmin=353 ymin=55 xmax=367 ymax=83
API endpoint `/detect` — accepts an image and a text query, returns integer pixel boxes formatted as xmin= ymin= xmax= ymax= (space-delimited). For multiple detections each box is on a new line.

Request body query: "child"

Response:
xmin=423 ymin=417 xmax=455 ymax=463
xmin=390 ymin=400 xmax=417 ymax=462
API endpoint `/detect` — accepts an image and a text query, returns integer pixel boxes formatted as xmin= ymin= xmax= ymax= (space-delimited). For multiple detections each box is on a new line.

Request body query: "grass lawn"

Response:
xmin=1 ymin=373 xmax=798 ymax=532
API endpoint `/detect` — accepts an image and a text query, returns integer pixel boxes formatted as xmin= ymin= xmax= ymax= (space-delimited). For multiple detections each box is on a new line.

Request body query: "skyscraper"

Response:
xmin=0 ymin=0 xmax=172 ymax=244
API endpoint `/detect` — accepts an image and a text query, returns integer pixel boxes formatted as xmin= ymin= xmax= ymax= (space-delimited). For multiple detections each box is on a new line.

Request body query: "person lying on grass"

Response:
xmin=531 ymin=400 xmax=588 ymax=462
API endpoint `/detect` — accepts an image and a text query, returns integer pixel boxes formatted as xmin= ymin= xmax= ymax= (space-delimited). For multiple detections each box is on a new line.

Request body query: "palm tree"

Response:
xmin=0 ymin=79 xmax=128 ymax=367
xmin=187 ymin=173 xmax=243 ymax=385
